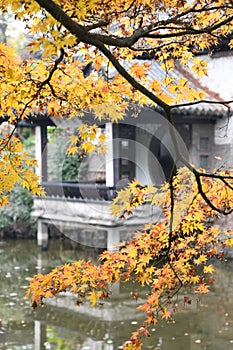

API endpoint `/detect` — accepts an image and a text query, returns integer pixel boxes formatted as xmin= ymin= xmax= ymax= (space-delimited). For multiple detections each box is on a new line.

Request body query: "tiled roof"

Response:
xmin=101 ymin=57 xmax=229 ymax=118
xmin=170 ymin=104 xmax=227 ymax=118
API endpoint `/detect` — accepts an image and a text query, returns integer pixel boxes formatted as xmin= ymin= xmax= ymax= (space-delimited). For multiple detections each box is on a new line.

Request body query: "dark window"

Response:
xmin=200 ymin=137 xmax=209 ymax=150
xmin=200 ymin=155 xmax=209 ymax=169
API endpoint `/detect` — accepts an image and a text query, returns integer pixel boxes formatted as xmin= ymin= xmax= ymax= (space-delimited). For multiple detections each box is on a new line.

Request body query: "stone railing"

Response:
xmin=41 ymin=180 xmax=117 ymax=201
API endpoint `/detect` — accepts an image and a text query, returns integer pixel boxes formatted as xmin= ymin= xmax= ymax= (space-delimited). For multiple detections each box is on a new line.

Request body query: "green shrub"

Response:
xmin=47 ymin=129 xmax=87 ymax=181
xmin=0 ymin=186 xmax=35 ymax=237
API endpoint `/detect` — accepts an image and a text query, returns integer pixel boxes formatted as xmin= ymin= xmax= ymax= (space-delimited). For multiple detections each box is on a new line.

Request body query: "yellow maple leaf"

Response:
xmin=162 ymin=306 xmax=171 ymax=320
xmin=128 ymin=247 xmax=138 ymax=259
xmin=68 ymin=145 xmax=78 ymax=155
xmin=99 ymin=133 xmax=106 ymax=143
xmin=195 ymin=283 xmax=210 ymax=295
xmin=81 ymin=141 xmax=95 ymax=153
xmin=203 ymin=265 xmax=215 ymax=274
xmin=194 ymin=254 xmax=207 ymax=265
xmin=226 ymin=238 xmax=233 ymax=248
xmin=190 ymin=275 xmax=200 ymax=284
xmin=130 ymin=62 xmax=148 ymax=79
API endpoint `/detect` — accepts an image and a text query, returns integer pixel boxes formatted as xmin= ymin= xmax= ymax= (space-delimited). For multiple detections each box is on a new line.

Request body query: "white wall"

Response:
xmin=201 ymin=55 xmax=233 ymax=100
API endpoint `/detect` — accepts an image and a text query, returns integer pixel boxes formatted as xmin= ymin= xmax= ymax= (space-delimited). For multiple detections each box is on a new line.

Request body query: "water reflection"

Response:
xmin=0 ymin=240 xmax=232 ymax=350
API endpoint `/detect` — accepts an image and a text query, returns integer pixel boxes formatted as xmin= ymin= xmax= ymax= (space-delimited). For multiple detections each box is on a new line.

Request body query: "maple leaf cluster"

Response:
xmin=0 ymin=135 xmax=44 ymax=205
xmin=26 ymin=167 xmax=233 ymax=349
xmin=0 ymin=0 xmax=233 ymax=122
xmin=68 ymin=123 xmax=107 ymax=156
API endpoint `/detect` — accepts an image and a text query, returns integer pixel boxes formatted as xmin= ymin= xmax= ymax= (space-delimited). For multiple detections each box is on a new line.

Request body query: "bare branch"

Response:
xmin=194 ymin=172 xmax=233 ymax=215
xmin=85 ymin=20 xmax=109 ymax=31
xmin=144 ymin=14 xmax=233 ymax=40
xmin=167 ymin=165 xmax=177 ymax=256
xmin=37 ymin=48 xmax=65 ymax=88
xmin=171 ymin=99 xmax=233 ymax=109
xmin=178 ymin=155 xmax=233 ymax=215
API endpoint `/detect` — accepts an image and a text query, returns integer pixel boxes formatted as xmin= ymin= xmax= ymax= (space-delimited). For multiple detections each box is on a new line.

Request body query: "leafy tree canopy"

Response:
xmin=1 ymin=0 xmax=233 ymax=122
xmin=0 ymin=1 xmax=233 ymax=349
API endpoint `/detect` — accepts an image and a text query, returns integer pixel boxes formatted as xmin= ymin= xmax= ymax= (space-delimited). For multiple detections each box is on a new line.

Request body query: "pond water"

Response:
xmin=0 ymin=239 xmax=232 ymax=350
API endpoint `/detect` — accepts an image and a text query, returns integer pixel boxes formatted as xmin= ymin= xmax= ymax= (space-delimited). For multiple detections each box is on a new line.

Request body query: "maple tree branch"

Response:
xmin=144 ymin=13 xmax=233 ymax=39
xmin=171 ymin=99 xmax=233 ymax=109
xmin=85 ymin=20 xmax=109 ymax=31
xmin=167 ymin=164 xmax=177 ymax=256
xmin=90 ymin=40 xmax=170 ymax=111
xmin=0 ymin=124 xmax=18 ymax=152
xmin=129 ymin=2 xmax=232 ymax=42
xmin=27 ymin=49 xmax=67 ymax=105
xmin=196 ymin=172 xmax=233 ymax=181
xmin=98 ymin=0 xmax=137 ymax=18
xmin=220 ymin=178 xmax=233 ymax=191
xmin=168 ymin=261 xmax=183 ymax=287
xmin=0 ymin=49 xmax=66 ymax=151
xmin=34 ymin=0 xmax=233 ymax=49
xmin=194 ymin=173 xmax=233 ymax=215
xmin=37 ymin=48 xmax=65 ymax=89
xmin=95 ymin=14 xmax=233 ymax=46
xmin=129 ymin=39 xmax=188 ymax=53
xmin=34 ymin=0 xmax=88 ymax=37
xmin=195 ymin=170 xmax=233 ymax=191
xmin=178 ymin=155 xmax=233 ymax=214
xmin=47 ymin=82 xmax=60 ymax=99
xmin=169 ymin=282 xmax=184 ymax=300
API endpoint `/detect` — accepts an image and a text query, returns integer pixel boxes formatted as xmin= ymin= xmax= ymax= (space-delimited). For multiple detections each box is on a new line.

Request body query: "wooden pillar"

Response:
xmin=107 ymin=226 xmax=120 ymax=251
xmin=105 ymin=123 xmax=115 ymax=187
xmin=35 ymin=125 xmax=48 ymax=183
xmin=35 ymin=126 xmax=42 ymax=180
xmin=37 ymin=220 xmax=49 ymax=250
xmin=41 ymin=125 xmax=48 ymax=182
xmin=112 ymin=123 xmax=120 ymax=186
xmin=34 ymin=320 xmax=47 ymax=350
